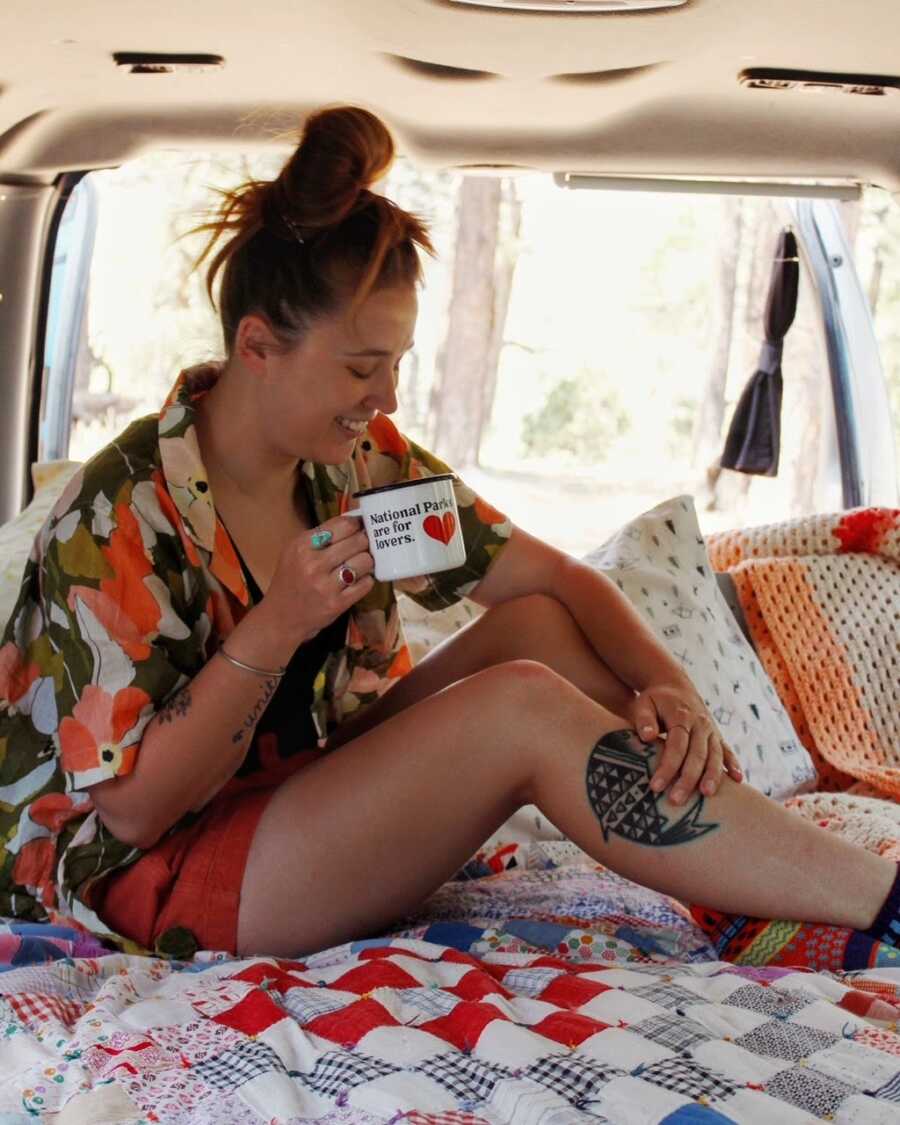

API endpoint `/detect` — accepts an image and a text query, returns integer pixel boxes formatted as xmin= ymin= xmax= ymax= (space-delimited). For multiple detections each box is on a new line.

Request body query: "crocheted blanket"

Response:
xmin=707 ymin=507 xmax=900 ymax=851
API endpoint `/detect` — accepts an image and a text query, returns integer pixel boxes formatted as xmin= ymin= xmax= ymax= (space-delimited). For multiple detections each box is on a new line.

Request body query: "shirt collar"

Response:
xmin=157 ymin=363 xmax=367 ymax=606
xmin=157 ymin=363 xmax=249 ymax=605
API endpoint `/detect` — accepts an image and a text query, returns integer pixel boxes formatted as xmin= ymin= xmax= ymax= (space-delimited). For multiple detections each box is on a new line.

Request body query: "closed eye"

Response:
xmin=349 ymin=360 xmax=403 ymax=380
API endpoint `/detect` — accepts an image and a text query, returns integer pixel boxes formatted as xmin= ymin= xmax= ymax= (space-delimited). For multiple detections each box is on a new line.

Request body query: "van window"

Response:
xmin=853 ymin=185 xmax=900 ymax=485
xmin=42 ymin=151 xmax=867 ymax=554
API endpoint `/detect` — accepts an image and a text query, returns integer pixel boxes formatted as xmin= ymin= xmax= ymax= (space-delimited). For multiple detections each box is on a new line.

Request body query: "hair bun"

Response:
xmin=190 ymin=103 xmax=434 ymax=347
xmin=271 ymin=105 xmax=396 ymax=237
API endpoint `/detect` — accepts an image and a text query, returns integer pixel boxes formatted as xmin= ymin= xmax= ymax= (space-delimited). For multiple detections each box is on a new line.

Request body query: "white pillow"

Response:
xmin=582 ymin=494 xmax=818 ymax=800
xmin=0 ymin=460 xmax=83 ymax=634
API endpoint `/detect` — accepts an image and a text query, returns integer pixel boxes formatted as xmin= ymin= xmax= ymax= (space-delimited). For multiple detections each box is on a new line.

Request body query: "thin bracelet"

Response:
xmin=216 ymin=644 xmax=287 ymax=680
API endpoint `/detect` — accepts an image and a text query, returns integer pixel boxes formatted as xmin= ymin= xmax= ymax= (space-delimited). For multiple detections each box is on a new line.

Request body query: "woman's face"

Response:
xmin=260 ymin=283 xmax=418 ymax=464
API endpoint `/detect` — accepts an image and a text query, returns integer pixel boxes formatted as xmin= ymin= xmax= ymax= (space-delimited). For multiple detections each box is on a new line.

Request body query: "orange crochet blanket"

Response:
xmin=707 ymin=507 xmax=900 ymax=855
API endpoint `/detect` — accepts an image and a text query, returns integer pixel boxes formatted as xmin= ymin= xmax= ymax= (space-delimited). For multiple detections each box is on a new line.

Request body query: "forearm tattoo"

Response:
xmin=231 ymin=676 xmax=280 ymax=745
xmin=585 ymin=728 xmax=719 ymax=847
xmin=158 ymin=687 xmax=191 ymax=724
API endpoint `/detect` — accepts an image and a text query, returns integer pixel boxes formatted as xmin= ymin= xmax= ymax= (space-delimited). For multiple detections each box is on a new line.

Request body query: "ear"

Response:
xmin=233 ymin=314 xmax=281 ymax=374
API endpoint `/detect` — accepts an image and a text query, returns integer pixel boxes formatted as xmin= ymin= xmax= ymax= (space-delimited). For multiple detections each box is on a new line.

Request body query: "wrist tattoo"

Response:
xmin=158 ymin=687 xmax=191 ymax=724
xmin=231 ymin=675 xmax=280 ymax=745
xmin=585 ymin=728 xmax=718 ymax=847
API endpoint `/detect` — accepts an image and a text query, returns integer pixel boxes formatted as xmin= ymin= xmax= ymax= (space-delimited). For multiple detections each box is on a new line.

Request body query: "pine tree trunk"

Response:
xmin=479 ymin=180 xmax=522 ymax=460
xmin=430 ymin=177 xmax=502 ymax=468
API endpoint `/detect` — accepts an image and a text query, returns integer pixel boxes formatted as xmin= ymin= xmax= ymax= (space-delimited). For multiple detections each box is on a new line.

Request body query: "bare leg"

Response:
xmin=238 ymin=660 xmax=894 ymax=958
xmin=326 ymin=593 xmax=636 ymax=751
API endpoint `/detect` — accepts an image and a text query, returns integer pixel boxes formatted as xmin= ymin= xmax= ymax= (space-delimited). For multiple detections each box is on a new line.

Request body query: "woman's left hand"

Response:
xmin=629 ymin=682 xmax=743 ymax=805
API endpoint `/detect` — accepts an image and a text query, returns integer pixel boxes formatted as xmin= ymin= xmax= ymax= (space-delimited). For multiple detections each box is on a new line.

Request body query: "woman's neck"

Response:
xmin=194 ymin=362 xmax=300 ymax=509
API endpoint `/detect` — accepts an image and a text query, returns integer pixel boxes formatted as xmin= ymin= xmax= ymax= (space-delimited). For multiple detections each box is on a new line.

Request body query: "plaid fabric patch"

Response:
xmin=415 ymin=1052 xmax=511 ymax=1101
xmin=502 ymin=968 xmax=566 ymax=997
xmin=193 ymin=1040 xmax=286 ymax=1091
xmin=766 ymin=1065 xmax=856 ymax=1117
xmin=724 ymin=984 xmax=810 ymax=1019
xmin=8 ymin=992 xmax=86 ymax=1029
xmin=293 ymin=1049 xmax=400 ymax=1098
xmin=638 ymin=1056 xmax=737 ymax=1101
xmin=632 ymin=1012 xmax=711 ymax=1052
xmin=522 ymin=1052 xmax=626 ymax=1105
xmin=630 ymin=983 xmax=702 ymax=1011
xmin=398 ymin=988 xmax=463 ymax=1019
xmin=280 ymin=987 xmax=350 ymax=1023
xmin=874 ymin=1072 xmax=900 ymax=1103
xmin=735 ymin=1020 xmax=839 ymax=1062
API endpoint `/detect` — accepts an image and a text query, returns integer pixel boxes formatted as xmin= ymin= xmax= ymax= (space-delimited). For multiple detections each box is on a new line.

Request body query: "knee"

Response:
xmin=472 ymin=657 xmax=572 ymax=713
xmin=482 ymin=592 xmax=572 ymax=638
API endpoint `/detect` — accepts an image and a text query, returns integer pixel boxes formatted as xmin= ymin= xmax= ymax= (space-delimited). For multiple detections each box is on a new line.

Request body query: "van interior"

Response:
xmin=1 ymin=2 xmax=900 ymax=1121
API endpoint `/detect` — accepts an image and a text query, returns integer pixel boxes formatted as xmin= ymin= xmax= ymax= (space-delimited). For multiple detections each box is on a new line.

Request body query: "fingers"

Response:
xmin=315 ymin=528 xmax=370 ymax=568
xmin=335 ymin=544 xmax=376 ymax=604
xmin=649 ymin=723 xmax=689 ymax=795
xmin=697 ymin=732 xmax=724 ymax=798
xmin=723 ymin=745 xmax=744 ymax=783
xmin=309 ymin=514 xmax=365 ymax=550
xmin=340 ymin=547 xmax=376 ymax=582
xmin=667 ymin=719 xmax=713 ymax=805
xmin=651 ymin=728 xmax=742 ymax=805
xmin=632 ymin=695 xmax=660 ymax=743
xmin=338 ymin=571 xmax=375 ymax=603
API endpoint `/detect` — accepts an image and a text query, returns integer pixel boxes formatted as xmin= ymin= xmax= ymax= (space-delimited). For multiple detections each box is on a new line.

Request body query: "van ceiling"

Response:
xmin=1 ymin=0 xmax=899 ymax=189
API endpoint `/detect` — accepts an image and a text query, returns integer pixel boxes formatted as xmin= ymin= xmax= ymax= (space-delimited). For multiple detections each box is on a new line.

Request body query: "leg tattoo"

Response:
xmin=585 ymin=728 xmax=718 ymax=847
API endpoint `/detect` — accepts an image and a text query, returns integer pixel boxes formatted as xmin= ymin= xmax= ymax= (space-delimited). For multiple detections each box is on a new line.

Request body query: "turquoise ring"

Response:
xmin=311 ymin=529 xmax=333 ymax=550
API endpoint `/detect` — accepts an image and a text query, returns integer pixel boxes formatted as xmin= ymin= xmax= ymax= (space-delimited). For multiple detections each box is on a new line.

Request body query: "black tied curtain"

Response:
xmin=719 ymin=227 xmax=799 ymax=476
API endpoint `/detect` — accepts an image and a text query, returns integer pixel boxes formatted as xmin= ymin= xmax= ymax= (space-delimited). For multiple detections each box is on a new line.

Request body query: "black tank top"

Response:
xmin=220 ymin=519 xmax=349 ymax=762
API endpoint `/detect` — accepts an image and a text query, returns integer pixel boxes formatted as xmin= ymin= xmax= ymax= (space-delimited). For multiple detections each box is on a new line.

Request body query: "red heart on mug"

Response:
xmin=423 ymin=513 xmax=456 ymax=545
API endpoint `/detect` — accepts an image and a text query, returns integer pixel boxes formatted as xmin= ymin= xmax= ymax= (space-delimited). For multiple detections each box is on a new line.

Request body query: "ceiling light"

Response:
xmin=739 ymin=68 xmax=900 ymax=96
xmin=446 ymin=0 xmax=686 ymax=11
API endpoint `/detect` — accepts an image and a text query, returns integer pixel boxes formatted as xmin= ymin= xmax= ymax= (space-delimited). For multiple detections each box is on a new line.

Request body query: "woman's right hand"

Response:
xmin=257 ymin=515 xmax=375 ymax=644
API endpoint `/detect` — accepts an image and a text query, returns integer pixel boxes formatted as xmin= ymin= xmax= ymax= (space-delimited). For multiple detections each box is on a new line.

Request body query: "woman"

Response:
xmin=1 ymin=105 xmax=898 ymax=960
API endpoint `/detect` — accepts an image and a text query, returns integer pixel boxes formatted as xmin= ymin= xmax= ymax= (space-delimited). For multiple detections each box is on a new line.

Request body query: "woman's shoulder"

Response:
xmin=61 ymin=415 xmax=162 ymax=506
xmin=38 ymin=413 xmax=176 ymax=554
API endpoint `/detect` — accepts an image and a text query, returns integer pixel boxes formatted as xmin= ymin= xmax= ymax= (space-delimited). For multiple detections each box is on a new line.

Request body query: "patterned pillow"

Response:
xmin=582 ymin=495 xmax=818 ymax=800
xmin=0 ymin=461 xmax=83 ymax=634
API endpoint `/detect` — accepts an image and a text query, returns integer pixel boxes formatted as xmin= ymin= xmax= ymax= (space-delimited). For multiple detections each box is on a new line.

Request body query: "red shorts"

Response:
xmin=89 ymin=786 xmax=275 ymax=956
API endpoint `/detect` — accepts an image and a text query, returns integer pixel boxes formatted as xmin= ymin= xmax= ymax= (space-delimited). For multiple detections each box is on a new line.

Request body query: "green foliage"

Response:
xmin=667 ymin=395 xmax=698 ymax=459
xmin=520 ymin=368 xmax=631 ymax=461
xmin=634 ymin=208 xmax=712 ymax=339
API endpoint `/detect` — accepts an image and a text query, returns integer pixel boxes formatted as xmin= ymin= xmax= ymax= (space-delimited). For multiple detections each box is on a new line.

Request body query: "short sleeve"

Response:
xmin=35 ymin=480 xmax=197 ymax=792
xmin=395 ymin=439 xmax=514 ymax=612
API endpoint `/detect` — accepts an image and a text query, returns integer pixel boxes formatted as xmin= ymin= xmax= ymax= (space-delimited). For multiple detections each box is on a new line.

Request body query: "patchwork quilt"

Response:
xmin=4 ymin=850 xmax=900 ymax=1123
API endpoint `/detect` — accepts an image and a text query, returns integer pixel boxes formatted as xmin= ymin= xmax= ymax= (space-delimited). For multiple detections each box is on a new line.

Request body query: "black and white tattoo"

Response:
xmin=585 ymin=728 xmax=718 ymax=847
xmin=231 ymin=675 xmax=280 ymax=745
xmin=158 ymin=687 xmax=192 ymax=724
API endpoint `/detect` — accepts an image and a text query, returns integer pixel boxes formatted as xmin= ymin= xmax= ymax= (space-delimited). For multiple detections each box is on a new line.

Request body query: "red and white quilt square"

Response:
xmin=7 ymin=991 xmax=85 ymax=1030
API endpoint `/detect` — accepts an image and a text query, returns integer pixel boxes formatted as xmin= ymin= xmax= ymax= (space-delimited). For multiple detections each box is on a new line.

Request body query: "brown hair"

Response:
xmin=191 ymin=105 xmax=435 ymax=352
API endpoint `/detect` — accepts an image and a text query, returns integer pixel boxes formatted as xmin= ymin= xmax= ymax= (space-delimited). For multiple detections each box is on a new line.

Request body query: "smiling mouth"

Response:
xmin=336 ymin=415 xmax=369 ymax=438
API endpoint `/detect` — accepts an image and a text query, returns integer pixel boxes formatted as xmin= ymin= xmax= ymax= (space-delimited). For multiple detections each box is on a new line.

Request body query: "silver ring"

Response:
xmin=337 ymin=564 xmax=357 ymax=589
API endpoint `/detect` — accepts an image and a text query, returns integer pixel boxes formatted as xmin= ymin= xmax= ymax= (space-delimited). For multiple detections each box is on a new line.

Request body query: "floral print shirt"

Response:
xmin=0 ymin=363 xmax=512 ymax=948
